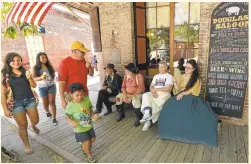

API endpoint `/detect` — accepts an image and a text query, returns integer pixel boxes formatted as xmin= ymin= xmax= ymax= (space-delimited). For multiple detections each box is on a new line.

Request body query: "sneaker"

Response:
xmin=46 ymin=112 xmax=52 ymax=119
xmin=86 ymin=156 xmax=96 ymax=163
xmin=52 ymin=119 xmax=58 ymax=126
xmin=142 ymin=121 xmax=151 ymax=131
xmin=140 ymin=113 xmax=151 ymax=124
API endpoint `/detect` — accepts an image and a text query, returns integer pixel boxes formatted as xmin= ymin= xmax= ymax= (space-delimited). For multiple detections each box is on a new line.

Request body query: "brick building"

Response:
xmin=93 ymin=2 xmax=248 ymax=125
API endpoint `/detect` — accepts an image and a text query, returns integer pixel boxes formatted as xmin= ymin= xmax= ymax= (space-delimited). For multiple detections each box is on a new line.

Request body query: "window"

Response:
xmin=146 ymin=2 xmax=170 ymax=69
xmin=25 ymin=35 xmax=45 ymax=67
xmin=135 ymin=2 xmax=200 ymax=76
xmin=174 ymin=2 xmax=200 ymax=67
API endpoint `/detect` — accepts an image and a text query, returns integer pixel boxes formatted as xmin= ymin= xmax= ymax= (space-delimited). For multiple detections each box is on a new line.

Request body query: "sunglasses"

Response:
xmin=185 ymin=66 xmax=194 ymax=70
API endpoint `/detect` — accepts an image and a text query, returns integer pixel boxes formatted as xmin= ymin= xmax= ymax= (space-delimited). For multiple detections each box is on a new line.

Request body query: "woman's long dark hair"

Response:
xmin=1 ymin=52 xmax=26 ymax=77
xmin=182 ymin=59 xmax=200 ymax=92
xmin=34 ymin=52 xmax=55 ymax=78
xmin=1 ymin=52 xmax=26 ymax=85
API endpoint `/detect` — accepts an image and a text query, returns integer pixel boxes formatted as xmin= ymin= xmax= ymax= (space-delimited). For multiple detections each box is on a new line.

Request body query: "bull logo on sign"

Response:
xmin=226 ymin=6 xmax=240 ymax=16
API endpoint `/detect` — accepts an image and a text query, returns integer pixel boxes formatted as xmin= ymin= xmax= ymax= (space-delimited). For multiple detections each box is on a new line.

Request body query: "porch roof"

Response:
xmin=60 ymin=2 xmax=95 ymax=13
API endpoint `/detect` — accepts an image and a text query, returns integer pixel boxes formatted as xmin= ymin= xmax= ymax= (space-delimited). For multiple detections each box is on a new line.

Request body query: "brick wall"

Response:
xmin=1 ymin=34 xmax=30 ymax=69
xmin=198 ymin=2 xmax=248 ymax=125
xmin=42 ymin=7 xmax=92 ymax=71
xmin=93 ymin=2 xmax=135 ymax=84
xmin=1 ymin=5 xmax=93 ymax=72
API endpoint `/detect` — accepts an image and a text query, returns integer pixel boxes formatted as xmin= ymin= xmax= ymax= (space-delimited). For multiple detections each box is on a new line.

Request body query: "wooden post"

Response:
xmin=170 ymin=2 xmax=175 ymax=75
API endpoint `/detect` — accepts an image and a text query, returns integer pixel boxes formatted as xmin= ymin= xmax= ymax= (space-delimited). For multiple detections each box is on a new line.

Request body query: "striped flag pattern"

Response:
xmin=5 ymin=2 xmax=54 ymax=25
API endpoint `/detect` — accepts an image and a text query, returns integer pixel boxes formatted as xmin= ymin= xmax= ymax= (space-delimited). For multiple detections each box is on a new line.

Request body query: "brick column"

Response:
xmin=94 ymin=2 xmax=135 ymax=85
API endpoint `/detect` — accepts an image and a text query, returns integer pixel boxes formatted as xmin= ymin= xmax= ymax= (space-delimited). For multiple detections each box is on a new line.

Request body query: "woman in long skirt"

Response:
xmin=158 ymin=59 xmax=218 ymax=147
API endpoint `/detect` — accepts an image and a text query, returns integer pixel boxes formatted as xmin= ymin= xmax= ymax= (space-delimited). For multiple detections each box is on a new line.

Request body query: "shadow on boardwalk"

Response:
xmin=4 ymin=83 xmax=249 ymax=163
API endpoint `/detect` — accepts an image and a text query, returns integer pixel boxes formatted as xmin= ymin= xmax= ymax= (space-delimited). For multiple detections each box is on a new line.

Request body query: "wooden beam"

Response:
xmin=61 ymin=4 xmax=91 ymax=28
xmin=62 ymin=2 xmax=91 ymax=13
xmin=82 ymin=2 xmax=94 ymax=8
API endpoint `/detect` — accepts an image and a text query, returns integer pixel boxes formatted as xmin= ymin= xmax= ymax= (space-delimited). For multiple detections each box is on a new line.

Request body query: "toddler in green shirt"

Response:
xmin=65 ymin=83 xmax=96 ymax=163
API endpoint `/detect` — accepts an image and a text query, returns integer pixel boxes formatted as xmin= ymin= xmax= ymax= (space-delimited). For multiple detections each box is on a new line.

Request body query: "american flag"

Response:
xmin=5 ymin=2 xmax=54 ymax=25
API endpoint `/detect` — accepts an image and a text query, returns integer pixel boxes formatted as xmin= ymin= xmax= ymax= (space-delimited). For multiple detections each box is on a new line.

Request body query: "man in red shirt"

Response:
xmin=58 ymin=41 xmax=94 ymax=109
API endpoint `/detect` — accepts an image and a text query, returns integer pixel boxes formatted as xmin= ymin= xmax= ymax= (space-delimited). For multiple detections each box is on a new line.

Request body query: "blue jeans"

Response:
xmin=12 ymin=98 xmax=36 ymax=115
xmin=38 ymin=84 xmax=56 ymax=97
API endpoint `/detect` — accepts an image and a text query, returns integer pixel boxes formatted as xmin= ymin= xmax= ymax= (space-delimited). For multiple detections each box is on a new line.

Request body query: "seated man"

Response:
xmin=116 ymin=63 xmax=145 ymax=127
xmin=94 ymin=63 xmax=121 ymax=115
xmin=140 ymin=61 xmax=173 ymax=131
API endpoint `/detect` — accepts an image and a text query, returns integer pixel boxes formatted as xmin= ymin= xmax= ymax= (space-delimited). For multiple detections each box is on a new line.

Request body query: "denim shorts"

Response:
xmin=38 ymin=84 xmax=56 ymax=97
xmin=75 ymin=128 xmax=96 ymax=143
xmin=12 ymin=98 xmax=37 ymax=115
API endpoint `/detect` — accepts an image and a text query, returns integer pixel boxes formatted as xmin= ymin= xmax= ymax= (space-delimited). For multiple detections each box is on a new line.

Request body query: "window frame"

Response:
xmin=133 ymin=2 xmax=148 ymax=72
xmin=146 ymin=3 xmax=171 ymax=70
xmin=174 ymin=2 xmax=200 ymax=68
xmin=133 ymin=2 xmax=200 ymax=76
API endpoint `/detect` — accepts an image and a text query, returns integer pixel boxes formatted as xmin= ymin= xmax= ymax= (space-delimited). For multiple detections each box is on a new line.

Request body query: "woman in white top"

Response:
xmin=32 ymin=52 xmax=58 ymax=126
xmin=140 ymin=61 xmax=173 ymax=131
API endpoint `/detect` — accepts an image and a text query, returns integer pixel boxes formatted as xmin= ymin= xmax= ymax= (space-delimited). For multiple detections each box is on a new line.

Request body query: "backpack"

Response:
xmin=3 ymin=72 xmax=39 ymax=111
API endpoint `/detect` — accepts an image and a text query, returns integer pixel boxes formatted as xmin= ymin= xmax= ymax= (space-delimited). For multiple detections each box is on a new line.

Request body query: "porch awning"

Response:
xmin=5 ymin=2 xmax=54 ymax=25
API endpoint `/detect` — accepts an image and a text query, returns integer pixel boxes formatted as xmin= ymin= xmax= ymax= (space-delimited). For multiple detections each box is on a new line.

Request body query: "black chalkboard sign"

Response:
xmin=205 ymin=2 xmax=248 ymax=118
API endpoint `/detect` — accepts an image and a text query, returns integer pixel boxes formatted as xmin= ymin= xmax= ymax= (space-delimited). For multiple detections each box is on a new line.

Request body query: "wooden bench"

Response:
xmin=107 ymin=76 xmax=153 ymax=105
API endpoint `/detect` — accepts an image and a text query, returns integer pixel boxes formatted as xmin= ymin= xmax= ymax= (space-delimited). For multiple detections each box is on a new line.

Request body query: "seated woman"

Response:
xmin=158 ymin=59 xmax=218 ymax=147
xmin=140 ymin=61 xmax=173 ymax=131
xmin=116 ymin=63 xmax=145 ymax=127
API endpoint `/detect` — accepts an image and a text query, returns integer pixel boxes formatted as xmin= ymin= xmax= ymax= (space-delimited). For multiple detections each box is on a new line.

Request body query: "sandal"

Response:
xmin=25 ymin=149 xmax=33 ymax=155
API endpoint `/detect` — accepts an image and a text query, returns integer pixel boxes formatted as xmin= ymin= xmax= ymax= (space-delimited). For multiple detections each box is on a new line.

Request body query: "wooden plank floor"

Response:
xmin=32 ymin=85 xmax=248 ymax=163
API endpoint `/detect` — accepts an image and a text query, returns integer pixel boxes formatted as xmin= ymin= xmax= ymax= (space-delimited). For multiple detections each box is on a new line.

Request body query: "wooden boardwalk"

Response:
xmin=11 ymin=84 xmax=250 ymax=163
